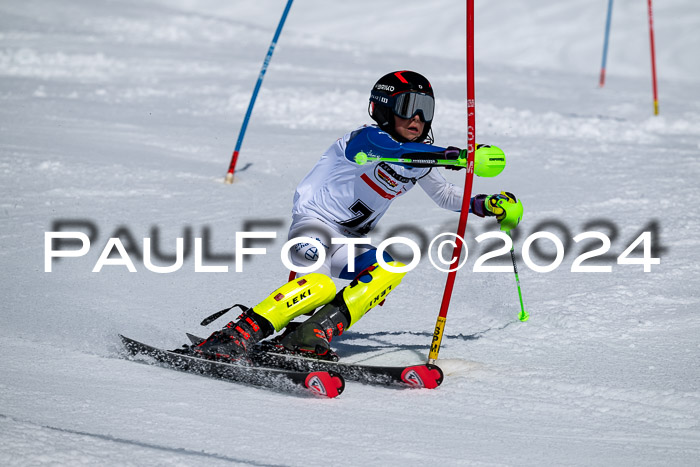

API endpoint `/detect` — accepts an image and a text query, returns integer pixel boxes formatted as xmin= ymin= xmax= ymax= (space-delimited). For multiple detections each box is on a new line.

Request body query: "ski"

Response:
xmin=252 ymin=346 xmax=444 ymax=389
xmin=119 ymin=335 xmax=344 ymax=398
xmin=187 ymin=333 xmax=444 ymax=389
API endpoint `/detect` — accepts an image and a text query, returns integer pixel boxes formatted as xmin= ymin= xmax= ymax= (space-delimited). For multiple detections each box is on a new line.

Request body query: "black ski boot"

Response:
xmin=279 ymin=293 xmax=350 ymax=360
xmin=195 ymin=309 xmax=274 ymax=361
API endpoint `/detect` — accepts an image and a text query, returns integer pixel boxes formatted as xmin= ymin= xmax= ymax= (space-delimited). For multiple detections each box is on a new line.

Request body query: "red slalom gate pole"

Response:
xmin=428 ymin=0 xmax=477 ymax=364
xmin=647 ymin=0 xmax=659 ymax=115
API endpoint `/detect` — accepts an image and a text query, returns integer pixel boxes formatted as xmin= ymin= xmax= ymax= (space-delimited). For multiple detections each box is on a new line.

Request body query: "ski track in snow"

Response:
xmin=1 ymin=0 xmax=700 ymax=465
xmin=0 ymin=414 xmax=277 ymax=467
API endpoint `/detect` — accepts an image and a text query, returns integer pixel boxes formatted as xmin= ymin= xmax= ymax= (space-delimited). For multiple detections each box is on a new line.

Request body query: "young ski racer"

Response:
xmin=195 ymin=70 xmax=523 ymax=361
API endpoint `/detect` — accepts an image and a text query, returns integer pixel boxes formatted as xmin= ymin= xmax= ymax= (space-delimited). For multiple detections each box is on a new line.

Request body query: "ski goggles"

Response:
xmin=371 ymin=91 xmax=435 ymax=122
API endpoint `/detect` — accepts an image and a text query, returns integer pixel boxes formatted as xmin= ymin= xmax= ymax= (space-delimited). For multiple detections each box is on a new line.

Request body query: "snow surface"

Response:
xmin=2 ymin=0 xmax=700 ymax=465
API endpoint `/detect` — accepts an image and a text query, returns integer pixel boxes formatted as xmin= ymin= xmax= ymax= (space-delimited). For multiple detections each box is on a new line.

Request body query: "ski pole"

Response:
xmin=507 ymin=230 xmax=529 ymax=322
xmin=354 ymin=145 xmax=505 ymax=177
xmin=354 ymin=151 xmax=465 ymax=169
xmin=225 ymin=0 xmax=294 ymax=184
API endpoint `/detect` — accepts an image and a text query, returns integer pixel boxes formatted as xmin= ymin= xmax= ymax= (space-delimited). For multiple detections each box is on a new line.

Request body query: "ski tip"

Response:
xmin=401 ymin=364 xmax=444 ymax=389
xmin=118 ymin=334 xmax=132 ymax=347
xmin=305 ymin=371 xmax=345 ymax=398
xmin=185 ymin=332 xmax=205 ymax=345
xmin=118 ymin=334 xmax=142 ymax=356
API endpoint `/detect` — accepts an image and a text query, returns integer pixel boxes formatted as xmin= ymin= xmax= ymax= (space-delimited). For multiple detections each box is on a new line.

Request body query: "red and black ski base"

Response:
xmin=119 ymin=335 xmax=344 ymax=398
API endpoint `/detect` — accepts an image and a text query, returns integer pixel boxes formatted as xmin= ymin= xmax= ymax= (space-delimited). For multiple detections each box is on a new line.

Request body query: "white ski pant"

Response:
xmin=287 ymin=216 xmax=385 ymax=280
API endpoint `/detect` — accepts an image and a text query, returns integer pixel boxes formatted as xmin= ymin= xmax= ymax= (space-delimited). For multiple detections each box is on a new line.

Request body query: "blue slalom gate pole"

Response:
xmin=599 ymin=0 xmax=614 ymax=87
xmin=225 ymin=0 xmax=294 ymax=184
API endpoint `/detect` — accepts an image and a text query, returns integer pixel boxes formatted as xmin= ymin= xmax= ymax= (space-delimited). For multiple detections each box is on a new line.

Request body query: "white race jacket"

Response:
xmin=292 ymin=125 xmax=465 ymax=237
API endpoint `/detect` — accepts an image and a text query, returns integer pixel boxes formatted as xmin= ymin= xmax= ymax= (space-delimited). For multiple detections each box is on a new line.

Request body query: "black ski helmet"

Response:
xmin=369 ymin=70 xmax=434 ymax=143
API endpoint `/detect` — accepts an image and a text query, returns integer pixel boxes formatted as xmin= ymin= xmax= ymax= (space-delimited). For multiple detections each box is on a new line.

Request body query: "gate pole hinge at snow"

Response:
xmin=428 ymin=316 xmax=447 ymax=364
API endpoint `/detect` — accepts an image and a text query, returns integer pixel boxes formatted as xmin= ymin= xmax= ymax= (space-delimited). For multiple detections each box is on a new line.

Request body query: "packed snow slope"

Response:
xmin=1 ymin=0 xmax=699 ymax=465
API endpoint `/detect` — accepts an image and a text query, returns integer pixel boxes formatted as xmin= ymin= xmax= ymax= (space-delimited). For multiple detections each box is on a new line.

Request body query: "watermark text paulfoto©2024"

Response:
xmin=44 ymin=219 xmax=663 ymax=274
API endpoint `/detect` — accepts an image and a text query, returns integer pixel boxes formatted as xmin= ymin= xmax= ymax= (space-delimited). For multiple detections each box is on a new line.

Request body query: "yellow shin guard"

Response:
xmin=342 ymin=262 xmax=407 ymax=327
xmin=253 ymin=273 xmax=337 ymax=332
